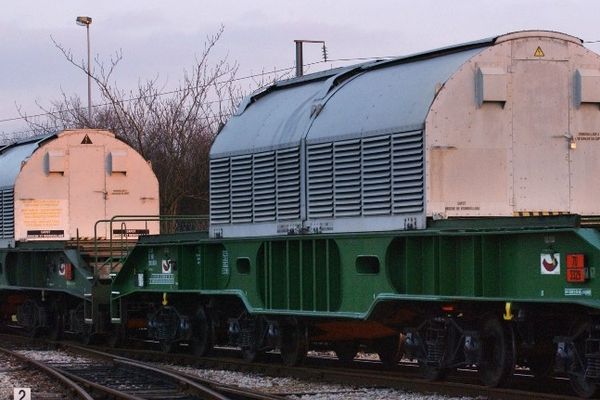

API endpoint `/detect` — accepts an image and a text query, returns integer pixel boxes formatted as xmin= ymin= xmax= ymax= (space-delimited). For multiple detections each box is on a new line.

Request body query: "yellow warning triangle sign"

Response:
xmin=534 ymin=46 xmax=545 ymax=57
xmin=81 ymin=134 xmax=93 ymax=144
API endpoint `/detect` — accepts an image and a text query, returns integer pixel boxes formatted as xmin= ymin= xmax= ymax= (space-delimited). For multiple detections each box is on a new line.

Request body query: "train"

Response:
xmin=3 ymin=30 xmax=600 ymax=398
xmin=0 ymin=129 xmax=159 ymax=340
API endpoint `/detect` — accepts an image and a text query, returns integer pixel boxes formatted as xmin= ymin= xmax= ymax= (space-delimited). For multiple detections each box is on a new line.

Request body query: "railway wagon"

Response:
xmin=0 ymin=129 xmax=159 ymax=339
xmin=111 ymin=31 xmax=600 ymax=397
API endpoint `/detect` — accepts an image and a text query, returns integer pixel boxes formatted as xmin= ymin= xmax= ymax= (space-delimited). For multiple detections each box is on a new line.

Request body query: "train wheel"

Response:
xmin=72 ymin=303 xmax=95 ymax=345
xmin=527 ymin=340 xmax=555 ymax=379
xmin=190 ymin=307 xmax=213 ymax=357
xmin=48 ymin=301 xmax=64 ymax=341
xmin=107 ymin=326 xmax=126 ymax=348
xmin=18 ymin=300 xmax=43 ymax=338
xmin=375 ymin=334 xmax=403 ymax=368
xmin=79 ymin=327 xmax=94 ymax=345
xmin=236 ymin=314 xmax=265 ymax=363
xmin=280 ymin=318 xmax=307 ymax=366
xmin=418 ymin=361 xmax=449 ymax=381
xmin=334 ymin=342 xmax=358 ymax=364
xmin=241 ymin=344 xmax=261 ymax=362
xmin=79 ymin=323 xmax=95 ymax=345
xmin=568 ymin=320 xmax=597 ymax=398
xmin=478 ymin=316 xmax=514 ymax=387
xmin=160 ymin=339 xmax=177 ymax=353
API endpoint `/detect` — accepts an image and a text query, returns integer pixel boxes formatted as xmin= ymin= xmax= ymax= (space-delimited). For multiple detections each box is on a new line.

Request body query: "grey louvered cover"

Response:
xmin=209 ymin=40 xmax=492 ymax=237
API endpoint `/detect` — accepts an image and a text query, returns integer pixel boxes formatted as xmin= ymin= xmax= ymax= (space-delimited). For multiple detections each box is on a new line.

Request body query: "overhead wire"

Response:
xmin=0 ymin=64 xmax=298 ymax=125
xmin=1 ymin=112 xmax=233 ymax=139
xmin=5 ymin=36 xmax=600 ymax=131
xmin=0 ymin=55 xmax=392 ymax=130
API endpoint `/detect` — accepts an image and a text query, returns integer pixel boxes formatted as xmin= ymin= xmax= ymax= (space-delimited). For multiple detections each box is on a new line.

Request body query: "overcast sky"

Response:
xmin=2 ymin=0 xmax=600 ymax=138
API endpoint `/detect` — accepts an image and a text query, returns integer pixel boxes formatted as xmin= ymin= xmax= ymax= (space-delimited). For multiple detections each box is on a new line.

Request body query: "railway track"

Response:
xmin=0 ymin=333 xmax=582 ymax=399
xmin=58 ymin=344 xmax=286 ymax=400
xmin=78 ymin=343 xmax=581 ymax=400
xmin=0 ymin=334 xmax=285 ymax=400
xmin=0 ymin=345 xmax=93 ymax=400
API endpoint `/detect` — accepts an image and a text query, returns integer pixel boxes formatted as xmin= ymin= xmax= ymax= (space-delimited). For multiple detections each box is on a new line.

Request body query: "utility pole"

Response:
xmin=294 ymin=40 xmax=327 ymax=77
xmin=76 ymin=16 xmax=93 ymax=123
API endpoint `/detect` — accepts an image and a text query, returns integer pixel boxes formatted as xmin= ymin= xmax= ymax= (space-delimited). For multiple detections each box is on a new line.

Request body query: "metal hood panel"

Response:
xmin=306 ymin=47 xmax=486 ymax=143
xmin=212 ymin=41 xmax=489 ymax=159
xmin=210 ymin=80 xmax=325 ymax=158
xmin=0 ymin=135 xmax=55 ymax=188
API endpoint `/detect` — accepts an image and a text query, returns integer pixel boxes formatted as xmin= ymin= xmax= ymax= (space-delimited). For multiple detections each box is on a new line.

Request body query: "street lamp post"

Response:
xmin=76 ymin=16 xmax=93 ymax=123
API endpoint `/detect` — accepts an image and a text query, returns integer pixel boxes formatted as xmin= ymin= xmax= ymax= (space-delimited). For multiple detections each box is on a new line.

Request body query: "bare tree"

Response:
xmin=20 ymin=26 xmax=242 ymax=227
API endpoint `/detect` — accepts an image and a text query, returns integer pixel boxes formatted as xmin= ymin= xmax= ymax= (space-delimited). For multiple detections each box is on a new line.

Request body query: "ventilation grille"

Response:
xmin=307 ymin=143 xmax=333 ymax=218
xmin=307 ymin=131 xmax=423 ymax=219
xmin=210 ymin=148 xmax=301 ymax=225
xmin=231 ymin=155 xmax=252 ymax=223
xmin=253 ymin=152 xmax=276 ymax=222
xmin=392 ymin=131 xmax=426 ymax=214
xmin=0 ymin=188 xmax=14 ymax=239
xmin=362 ymin=136 xmax=391 ymax=215
xmin=276 ymin=148 xmax=301 ymax=220
xmin=334 ymin=140 xmax=361 ymax=217
xmin=209 ymin=158 xmax=231 ymax=224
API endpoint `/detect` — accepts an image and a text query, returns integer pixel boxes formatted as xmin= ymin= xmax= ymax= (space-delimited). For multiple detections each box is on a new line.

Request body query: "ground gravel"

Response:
xmin=2 ymin=348 xmax=478 ymax=399
xmin=288 ymin=390 xmax=477 ymax=400
xmin=0 ymin=352 xmax=66 ymax=399
xmin=162 ymin=363 xmax=477 ymax=400
xmin=16 ymin=349 xmax=90 ymax=365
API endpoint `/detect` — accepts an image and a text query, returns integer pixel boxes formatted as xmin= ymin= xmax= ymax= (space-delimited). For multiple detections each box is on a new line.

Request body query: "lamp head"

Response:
xmin=76 ymin=16 xmax=92 ymax=26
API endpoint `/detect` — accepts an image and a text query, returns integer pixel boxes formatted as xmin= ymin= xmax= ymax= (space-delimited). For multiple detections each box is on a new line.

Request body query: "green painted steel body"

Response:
xmin=110 ymin=217 xmax=600 ymax=320
xmin=0 ymin=241 xmax=92 ymax=298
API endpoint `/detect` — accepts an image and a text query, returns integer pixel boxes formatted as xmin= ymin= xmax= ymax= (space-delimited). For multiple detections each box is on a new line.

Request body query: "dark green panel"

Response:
xmin=223 ymin=240 xmax=262 ymax=305
xmin=0 ymin=246 xmax=92 ymax=298
xmin=300 ymin=241 xmax=313 ymax=310
xmin=386 ymin=238 xmax=405 ymax=293
xmin=178 ymin=244 xmax=223 ymax=290
xmin=110 ymin=220 xmax=600 ymax=320
xmin=438 ymin=237 xmax=457 ymax=295
xmin=287 ymin=241 xmax=300 ymax=310
xmin=481 ymin=236 xmax=501 ymax=297
xmin=255 ymin=239 xmax=341 ymax=312
xmin=405 ymin=237 xmax=424 ymax=295
xmin=456 ymin=236 xmax=480 ymax=297
xmin=421 ymin=237 xmax=438 ymax=294
xmin=336 ymin=236 xmax=395 ymax=311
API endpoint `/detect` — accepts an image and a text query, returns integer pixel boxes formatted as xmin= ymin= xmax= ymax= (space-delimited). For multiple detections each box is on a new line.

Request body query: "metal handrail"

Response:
xmin=92 ymin=215 xmax=209 ymax=276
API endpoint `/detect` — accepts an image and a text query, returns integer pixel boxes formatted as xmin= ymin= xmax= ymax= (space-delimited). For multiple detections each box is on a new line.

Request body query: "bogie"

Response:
xmin=478 ymin=317 xmax=515 ymax=387
xmin=190 ymin=306 xmax=214 ymax=357
xmin=280 ymin=318 xmax=307 ymax=366
xmin=333 ymin=342 xmax=358 ymax=365
xmin=375 ymin=334 xmax=404 ymax=368
xmin=555 ymin=320 xmax=600 ymax=398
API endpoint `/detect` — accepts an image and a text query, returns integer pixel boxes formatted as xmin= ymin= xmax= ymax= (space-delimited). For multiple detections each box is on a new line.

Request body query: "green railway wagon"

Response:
xmin=110 ymin=31 xmax=600 ymax=398
xmin=0 ymin=129 xmax=159 ymax=340
xmin=0 ymin=240 xmax=97 ymax=338
xmin=110 ymin=216 xmax=600 ymax=395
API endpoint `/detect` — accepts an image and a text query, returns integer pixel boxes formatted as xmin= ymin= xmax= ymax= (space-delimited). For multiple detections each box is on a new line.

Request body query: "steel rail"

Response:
xmin=63 ymin=342 xmax=285 ymax=400
xmin=0 ymin=336 xmax=230 ymax=399
xmin=51 ymin=368 xmax=144 ymax=400
xmin=0 ymin=345 xmax=94 ymax=400
xmin=79 ymin=344 xmax=579 ymax=400
xmin=0 ymin=334 xmax=576 ymax=400
xmin=156 ymin=365 xmax=287 ymax=400
xmin=114 ymin=358 xmax=231 ymax=400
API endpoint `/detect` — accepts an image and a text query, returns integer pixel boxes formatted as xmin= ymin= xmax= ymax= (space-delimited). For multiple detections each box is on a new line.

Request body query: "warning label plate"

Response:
xmin=534 ymin=46 xmax=545 ymax=57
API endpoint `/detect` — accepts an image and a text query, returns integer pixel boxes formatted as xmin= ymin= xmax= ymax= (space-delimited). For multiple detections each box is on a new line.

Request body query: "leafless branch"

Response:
xmin=17 ymin=26 xmax=244 ymax=228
